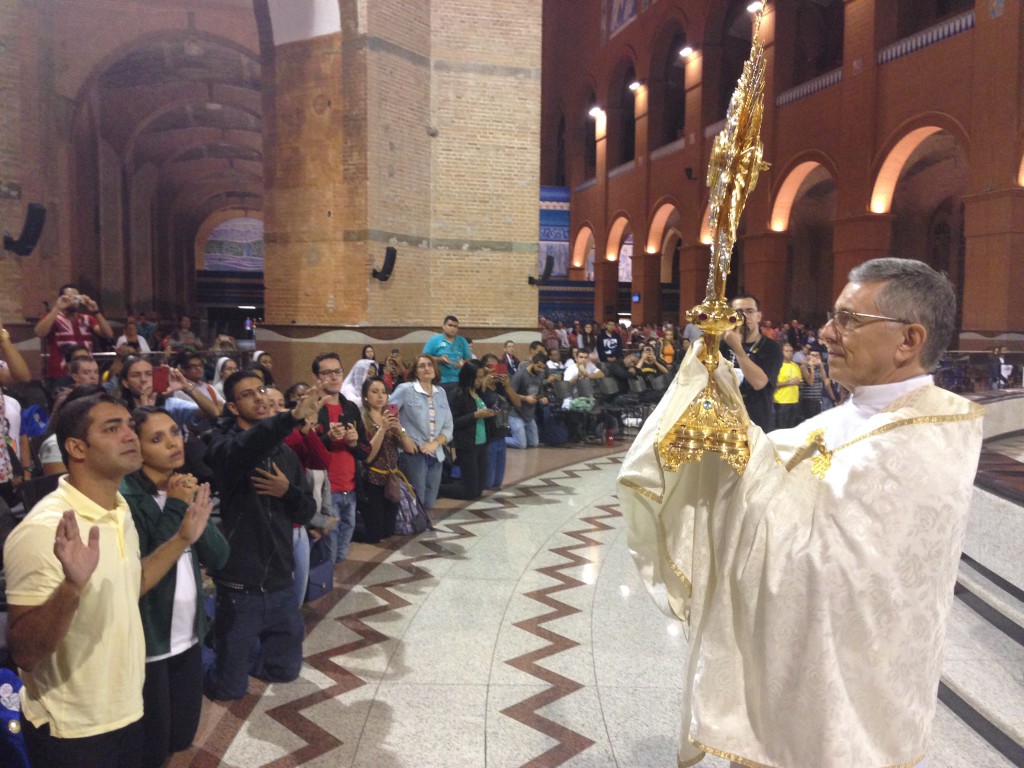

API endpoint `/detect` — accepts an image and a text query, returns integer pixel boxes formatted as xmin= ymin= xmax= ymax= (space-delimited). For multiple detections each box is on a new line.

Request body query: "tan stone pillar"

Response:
xmin=831 ymin=214 xmax=893 ymax=296
xmin=678 ymin=244 xmax=710 ymax=324
xmin=742 ymin=231 xmax=789 ymax=322
xmin=961 ymin=189 xmax=1024 ymax=334
xmin=632 ymin=249 xmax=662 ymax=324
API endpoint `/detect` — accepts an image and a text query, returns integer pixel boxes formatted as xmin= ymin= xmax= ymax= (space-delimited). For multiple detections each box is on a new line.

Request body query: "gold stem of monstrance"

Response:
xmin=657 ymin=7 xmax=771 ymax=475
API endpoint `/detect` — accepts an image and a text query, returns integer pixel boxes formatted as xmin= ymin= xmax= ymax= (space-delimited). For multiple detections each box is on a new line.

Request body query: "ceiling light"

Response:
xmin=747 ymin=1 xmax=763 ymax=12
xmin=679 ymin=45 xmax=694 ymax=58
xmin=628 ymin=80 xmax=641 ymax=92
xmin=588 ymin=106 xmax=604 ymax=119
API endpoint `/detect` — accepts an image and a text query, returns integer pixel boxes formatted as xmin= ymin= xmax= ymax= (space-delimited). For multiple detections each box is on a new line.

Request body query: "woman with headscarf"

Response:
xmin=340 ymin=358 xmax=377 ymax=404
xmin=211 ymin=356 xmax=238 ymax=403
xmin=252 ymin=350 xmax=275 ymax=386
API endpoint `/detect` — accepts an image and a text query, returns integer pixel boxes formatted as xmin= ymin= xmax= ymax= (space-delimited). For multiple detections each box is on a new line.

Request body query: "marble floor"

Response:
xmin=170 ymin=438 xmax=1024 ymax=768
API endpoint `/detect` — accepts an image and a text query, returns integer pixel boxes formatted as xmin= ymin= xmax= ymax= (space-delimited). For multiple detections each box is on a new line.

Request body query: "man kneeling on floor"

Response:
xmin=203 ymin=371 xmax=325 ymax=700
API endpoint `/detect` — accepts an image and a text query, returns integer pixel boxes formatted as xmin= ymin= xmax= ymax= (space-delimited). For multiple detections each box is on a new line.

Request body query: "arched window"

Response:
xmin=660 ymin=32 xmax=687 ymax=147
xmin=619 ymin=64 xmax=636 ymax=165
xmin=716 ymin=3 xmax=750 ymax=121
xmin=583 ymin=91 xmax=597 ymax=180
xmin=555 ymin=114 xmax=567 ymax=187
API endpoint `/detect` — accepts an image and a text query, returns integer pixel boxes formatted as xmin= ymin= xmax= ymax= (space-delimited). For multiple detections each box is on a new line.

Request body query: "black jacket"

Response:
xmin=315 ymin=396 xmax=369 ymax=455
xmin=448 ymin=387 xmax=493 ymax=451
xmin=205 ymin=410 xmax=315 ymax=591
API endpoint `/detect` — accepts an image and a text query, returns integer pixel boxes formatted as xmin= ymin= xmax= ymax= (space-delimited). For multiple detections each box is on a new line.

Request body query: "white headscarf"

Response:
xmin=341 ymin=358 xmax=378 ymax=404
xmin=212 ymin=356 xmax=234 ymax=400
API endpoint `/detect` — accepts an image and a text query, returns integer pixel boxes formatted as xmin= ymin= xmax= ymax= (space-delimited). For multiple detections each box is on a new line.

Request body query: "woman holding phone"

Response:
xmin=439 ymin=360 xmax=494 ymax=500
xmin=359 ymin=376 xmax=417 ymax=541
xmin=120 ymin=407 xmax=228 ymax=766
xmin=389 ymin=354 xmax=453 ymax=509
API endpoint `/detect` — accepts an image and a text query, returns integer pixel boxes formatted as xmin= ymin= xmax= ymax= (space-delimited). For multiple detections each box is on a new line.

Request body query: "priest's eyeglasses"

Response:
xmin=825 ymin=309 xmax=911 ymax=333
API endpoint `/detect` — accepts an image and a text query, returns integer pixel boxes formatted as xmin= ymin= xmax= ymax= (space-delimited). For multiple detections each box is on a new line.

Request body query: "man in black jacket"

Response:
xmin=204 ymin=371 xmax=324 ymax=701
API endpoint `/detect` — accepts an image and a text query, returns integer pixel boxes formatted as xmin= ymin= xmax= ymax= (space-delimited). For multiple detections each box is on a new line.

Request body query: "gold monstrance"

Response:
xmin=657 ymin=8 xmax=770 ymax=475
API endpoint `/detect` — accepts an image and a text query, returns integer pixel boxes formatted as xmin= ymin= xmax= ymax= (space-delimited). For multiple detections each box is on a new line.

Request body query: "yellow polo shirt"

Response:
xmin=774 ymin=361 xmax=801 ymax=404
xmin=3 ymin=476 xmax=144 ymax=738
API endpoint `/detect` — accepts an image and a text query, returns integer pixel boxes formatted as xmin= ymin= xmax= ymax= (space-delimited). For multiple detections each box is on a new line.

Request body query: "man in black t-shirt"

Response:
xmin=722 ymin=294 xmax=783 ymax=431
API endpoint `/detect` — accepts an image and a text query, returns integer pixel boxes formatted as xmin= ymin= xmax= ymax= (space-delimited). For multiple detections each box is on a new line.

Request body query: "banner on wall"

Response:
xmin=618 ymin=235 xmax=633 ymax=283
xmin=539 ymin=186 xmax=570 ymax=278
xmin=607 ymin=0 xmax=638 ymax=39
xmin=202 ymin=217 xmax=264 ymax=272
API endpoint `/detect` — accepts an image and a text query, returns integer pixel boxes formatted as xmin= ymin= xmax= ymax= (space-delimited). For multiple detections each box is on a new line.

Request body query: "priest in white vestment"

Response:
xmin=619 ymin=259 xmax=984 ymax=768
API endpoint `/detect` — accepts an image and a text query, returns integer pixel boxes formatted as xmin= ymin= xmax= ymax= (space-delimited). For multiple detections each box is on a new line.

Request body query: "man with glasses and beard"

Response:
xmin=722 ymin=293 xmax=783 ymax=431
xmin=620 ymin=259 xmax=983 ymax=768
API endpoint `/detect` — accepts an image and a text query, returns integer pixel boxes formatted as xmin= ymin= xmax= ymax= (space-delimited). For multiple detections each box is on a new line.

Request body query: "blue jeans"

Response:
xmin=331 ymin=490 xmax=357 ymax=563
xmin=204 ymin=585 xmax=304 ymax=701
xmin=398 ymin=452 xmax=442 ymax=509
xmin=291 ymin=527 xmax=311 ymax=608
xmin=486 ymin=438 xmax=507 ymax=488
xmin=506 ymin=413 xmax=539 ymax=448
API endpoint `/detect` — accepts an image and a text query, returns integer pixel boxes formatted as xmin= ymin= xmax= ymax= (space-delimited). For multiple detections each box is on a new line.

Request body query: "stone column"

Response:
xmin=678 ymin=243 xmax=710 ymax=323
xmin=831 ymin=213 xmax=893 ymax=296
xmin=961 ymin=189 xmax=1024 ymax=335
xmin=742 ymin=230 xmax=789 ymax=321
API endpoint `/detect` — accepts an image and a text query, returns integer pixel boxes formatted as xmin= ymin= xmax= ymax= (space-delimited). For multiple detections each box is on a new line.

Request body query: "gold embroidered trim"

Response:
xmin=619 ymin=476 xmax=663 ymax=503
xmin=616 ymin=473 xmax=691 ymax=595
xmin=792 ymin=408 xmax=984 ymax=479
xmin=689 ymin=737 xmax=777 ymax=768
xmin=677 ymin=751 xmax=706 ymax=768
xmin=689 ymin=737 xmax=925 ymax=768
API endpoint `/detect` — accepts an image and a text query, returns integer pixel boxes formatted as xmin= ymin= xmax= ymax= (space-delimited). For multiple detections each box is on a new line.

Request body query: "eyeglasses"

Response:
xmin=236 ymin=386 xmax=268 ymax=400
xmin=825 ymin=309 xmax=911 ymax=333
xmin=317 ymin=368 xmax=344 ymax=377
xmin=735 ymin=308 xmax=760 ymax=316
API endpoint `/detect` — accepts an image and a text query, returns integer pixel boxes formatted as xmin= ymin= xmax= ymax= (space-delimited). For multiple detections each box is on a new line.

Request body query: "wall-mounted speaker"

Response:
xmin=3 ymin=203 xmax=46 ymax=256
xmin=528 ymin=254 xmax=554 ymax=286
xmin=373 ymin=246 xmax=397 ymax=281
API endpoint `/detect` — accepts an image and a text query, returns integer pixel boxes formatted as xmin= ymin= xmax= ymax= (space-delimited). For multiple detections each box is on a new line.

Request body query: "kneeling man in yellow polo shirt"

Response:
xmin=4 ymin=392 xmax=212 ymax=768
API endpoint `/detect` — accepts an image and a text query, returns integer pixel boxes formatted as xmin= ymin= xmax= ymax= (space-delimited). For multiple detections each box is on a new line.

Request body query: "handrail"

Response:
xmin=877 ymin=10 xmax=975 ymax=66
xmin=776 ymin=67 xmax=842 ymax=107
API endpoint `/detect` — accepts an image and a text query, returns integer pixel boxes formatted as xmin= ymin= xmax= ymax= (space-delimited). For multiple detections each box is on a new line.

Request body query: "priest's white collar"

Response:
xmin=848 ymin=374 xmax=934 ymax=417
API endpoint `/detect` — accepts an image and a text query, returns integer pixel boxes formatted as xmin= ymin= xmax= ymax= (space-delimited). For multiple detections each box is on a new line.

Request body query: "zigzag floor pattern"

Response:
xmin=170 ymin=446 xmax=1015 ymax=768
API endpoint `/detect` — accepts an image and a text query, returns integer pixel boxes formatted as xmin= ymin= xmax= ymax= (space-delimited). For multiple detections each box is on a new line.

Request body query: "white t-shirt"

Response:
xmin=115 ymin=335 xmax=151 ymax=353
xmin=145 ymin=491 xmax=199 ymax=662
xmin=4 ymin=394 xmax=21 ymax=459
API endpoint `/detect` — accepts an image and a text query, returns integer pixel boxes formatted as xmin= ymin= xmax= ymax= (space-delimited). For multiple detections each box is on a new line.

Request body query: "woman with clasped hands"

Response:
xmin=120 ymin=407 xmax=228 ymax=768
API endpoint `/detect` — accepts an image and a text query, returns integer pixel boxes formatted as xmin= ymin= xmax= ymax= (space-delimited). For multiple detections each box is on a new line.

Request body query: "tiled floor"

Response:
xmin=170 ymin=430 xmax=1024 ymax=767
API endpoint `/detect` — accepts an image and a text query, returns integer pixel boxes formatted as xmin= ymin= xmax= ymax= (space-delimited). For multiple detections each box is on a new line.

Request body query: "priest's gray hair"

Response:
xmin=848 ymin=258 xmax=956 ymax=370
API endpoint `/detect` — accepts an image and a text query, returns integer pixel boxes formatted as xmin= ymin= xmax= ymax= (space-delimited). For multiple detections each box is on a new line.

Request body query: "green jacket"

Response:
xmin=120 ymin=473 xmax=230 ymax=656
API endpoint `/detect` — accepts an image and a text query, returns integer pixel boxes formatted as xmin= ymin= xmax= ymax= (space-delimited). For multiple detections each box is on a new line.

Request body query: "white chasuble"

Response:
xmin=618 ymin=342 xmax=984 ymax=768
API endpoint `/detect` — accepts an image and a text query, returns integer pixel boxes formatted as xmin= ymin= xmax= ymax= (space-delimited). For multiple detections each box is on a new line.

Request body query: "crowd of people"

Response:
xmin=0 ymin=279 xmax=1013 ymax=767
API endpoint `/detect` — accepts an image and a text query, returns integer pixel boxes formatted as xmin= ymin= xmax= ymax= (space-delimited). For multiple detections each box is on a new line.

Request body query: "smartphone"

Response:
xmin=386 ymin=403 xmax=399 ymax=418
xmin=494 ymin=362 xmax=509 ymax=376
xmin=152 ymin=365 xmax=170 ymax=394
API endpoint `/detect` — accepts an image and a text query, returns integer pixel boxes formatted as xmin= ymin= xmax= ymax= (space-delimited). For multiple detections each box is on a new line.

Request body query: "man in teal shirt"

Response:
xmin=422 ymin=315 xmax=472 ymax=390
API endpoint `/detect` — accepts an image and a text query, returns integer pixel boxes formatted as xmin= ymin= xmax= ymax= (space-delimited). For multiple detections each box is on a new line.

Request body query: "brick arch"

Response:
xmin=769 ymin=152 xmax=838 ymax=231
xmin=870 ymin=114 xmax=970 ymax=214
xmin=646 ymin=199 xmax=681 ymax=252
xmin=67 ymin=29 xmax=260 ymax=112
xmin=699 ymin=200 xmax=713 ymax=244
xmin=571 ymin=225 xmax=596 ymax=268
xmin=607 ymin=214 xmax=633 ymax=262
